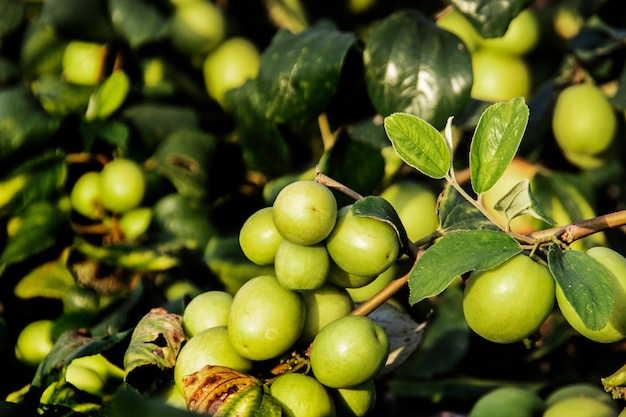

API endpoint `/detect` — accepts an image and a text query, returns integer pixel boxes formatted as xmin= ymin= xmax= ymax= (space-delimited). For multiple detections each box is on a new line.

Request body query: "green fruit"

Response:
xmin=545 ymin=383 xmax=617 ymax=411
xmin=310 ymin=315 xmax=389 ymax=388
xmin=462 ymin=254 xmax=555 ymax=344
xmin=62 ymin=41 xmax=107 ymax=86
xmin=65 ymin=362 xmax=107 ymax=395
xmin=481 ymin=9 xmax=540 ymax=56
xmin=470 ymin=49 xmax=531 ymax=102
xmin=118 ymin=207 xmax=152 ymax=240
xmin=228 ymin=275 xmax=305 ymax=361
xmin=436 ymin=8 xmax=483 ymax=52
xmin=203 ymin=37 xmax=260 ymax=108
xmin=468 ymin=387 xmax=545 ymax=417
xmin=332 ymin=380 xmax=377 ymax=417
xmin=15 ymin=319 xmax=55 ymax=367
xmin=274 ymin=240 xmax=330 ymax=291
xmin=543 ymin=396 xmax=616 ymax=417
xmin=239 ymin=207 xmax=283 ymax=266
xmin=299 ymin=282 xmax=354 ymax=344
xmin=325 ymin=205 xmax=399 ymax=278
xmin=70 ymin=171 xmax=103 ymax=219
xmin=169 ymin=0 xmax=225 ymax=57
xmin=99 ymin=158 xmax=146 ymax=214
xmin=272 ymin=180 xmax=338 ymax=246
xmin=346 ymin=259 xmax=402 ymax=302
xmin=552 ymin=83 xmax=617 ymax=157
xmin=270 ymin=373 xmax=336 ymax=417
xmin=182 ymin=290 xmax=233 ymax=337
xmin=327 ymin=261 xmax=378 ymax=289
xmin=556 ymin=246 xmax=626 ymax=343
xmin=174 ymin=326 xmax=253 ymax=394
xmin=153 ymin=380 xmax=187 ymax=409
xmin=379 ymin=180 xmax=439 ymax=242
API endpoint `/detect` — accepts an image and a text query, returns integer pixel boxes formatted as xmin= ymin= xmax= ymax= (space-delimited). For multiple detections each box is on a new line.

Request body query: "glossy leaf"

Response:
xmin=85 ymin=69 xmax=130 ymax=121
xmin=492 ymin=179 xmax=555 ymax=229
xmin=352 ymin=195 xmax=409 ymax=253
xmin=470 ymin=97 xmax=529 ymax=195
xmin=14 ymin=258 xmax=75 ymax=300
xmin=408 ymin=230 xmax=522 ymax=305
xmin=384 ymin=112 xmax=450 ymax=179
xmin=32 ymin=74 xmax=95 ymax=116
xmin=548 ymin=245 xmax=614 ymax=331
xmin=364 ymin=9 xmax=472 ymax=130
xmin=108 ymin=0 xmax=168 ymax=48
xmin=438 ymin=183 xmax=499 ymax=233
xmin=124 ymin=308 xmax=185 ymax=392
xmin=450 ymin=0 xmax=535 ymax=38
xmin=257 ymin=24 xmax=357 ymax=123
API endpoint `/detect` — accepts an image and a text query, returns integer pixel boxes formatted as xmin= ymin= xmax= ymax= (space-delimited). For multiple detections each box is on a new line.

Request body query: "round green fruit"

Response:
xmin=203 ymin=37 xmax=260 ymax=108
xmin=332 ymin=379 xmax=377 ymax=417
xmin=552 ymin=83 xmax=617 ymax=157
xmin=118 ymin=207 xmax=152 ymax=240
xmin=169 ymin=0 xmax=225 ymax=57
xmin=275 ymin=240 xmax=330 ymax=290
xmin=270 ymin=373 xmax=336 ymax=417
xmin=174 ymin=325 xmax=253 ymax=394
xmin=299 ymin=282 xmax=354 ymax=344
xmin=15 ymin=319 xmax=55 ymax=367
xmin=66 ymin=354 xmax=122 ymax=396
xmin=70 ymin=171 xmax=103 ymax=220
xmin=182 ymin=290 xmax=233 ymax=337
xmin=310 ymin=315 xmax=389 ymax=388
xmin=556 ymin=246 xmax=626 ymax=343
xmin=153 ymin=380 xmax=187 ymax=410
xmin=481 ymin=9 xmax=541 ymax=56
xmin=325 ymin=205 xmax=399 ymax=278
xmin=545 ymin=383 xmax=617 ymax=411
xmin=239 ymin=207 xmax=283 ymax=266
xmin=436 ymin=8 xmax=483 ymax=52
xmin=228 ymin=275 xmax=305 ymax=361
xmin=468 ymin=386 xmax=545 ymax=417
xmin=346 ymin=260 xmax=399 ymax=302
xmin=470 ymin=48 xmax=531 ymax=102
xmin=99 ymin=158 xmax=146 ymax=214
xmin=62 ymin=41 xmax=107 ymax=86
xmin=543 ymin=396 xmax=616 ymax=417
xmin=327 ymin=261 xmax=378 ymax=289
xmin=272 ymin=180 xmax=338 ymax=246
xmin=462 ymin=254 xmax=555 ymax=344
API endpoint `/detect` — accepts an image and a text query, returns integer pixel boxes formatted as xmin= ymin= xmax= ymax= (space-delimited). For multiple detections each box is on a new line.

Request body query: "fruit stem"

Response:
xmin=315 ymin=171 xmax=364 ymax=201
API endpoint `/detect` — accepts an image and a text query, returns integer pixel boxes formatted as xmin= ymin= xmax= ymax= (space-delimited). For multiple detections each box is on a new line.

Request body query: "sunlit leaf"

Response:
xmin=85 ymin=70 xmax=130 ymax=121
xmin=438 ymin=183 xmax=499 ymax=233
xmin=450 ymin=0 xmax=534 ymax=38
xmin=492 ymin=179 xmax=554 ymax=230
xmin=14 ymin=258 xmax=75 ymax=300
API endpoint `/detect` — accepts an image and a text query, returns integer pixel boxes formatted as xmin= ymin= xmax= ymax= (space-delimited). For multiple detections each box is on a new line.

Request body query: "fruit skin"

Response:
xmin=310 ymin=315 xmax=389 ymax=389
xmin=436 ymin=8 xmax=483 ymax=52
xmin=270 ymin=373 xmax=336 ymax=417
xmin=468 ymin=386 xmax=545 ymax=417
xmin=203 ymin=37 xmax=260 ymax=108
xmin=118 ymin=207 xmax=152 ymax=240
xmin=556 ymin=246 xmax=626 ymax=343
xmin=99 ymin=158 xmax=146 ymax=214
xmin=552 ymin=83 xmax=617 ymax=157
xmin=543 ymin=396 xmax=616 ymax=417
xmin=327 ymin=261 xmax=378 ymax=289
xmin=346 ymin=260 xmax=400 ymax=302
xmin=462 ymin=254 xmax=555 ymax=344
xmin=70 ymin=171 xmax=103 ymax=220
xmin=228 ymin=275 xmax=305 ymax=361
xmin=14 ymin=319 xmax=55 ymax=367
xmin=480 ymin=9 xmax=540 ymax=56
xmin=326 ymin=205 xmax=399 ymax=278
xmin=182 ymin=290 xmax=233 ymax=337
xmin=62 ymin=41 xmax=107 ymax=86
xmin=239 ymin=206 xmax=283 ymax=266
xmin=378 ymin=180 xmax=439 ymax=242
xmin=272 ymin=180 xmax=338 ymax=246
xmin=169 ymin=0 xmax=225 ymax=57
xmin=174 ymin=325 xmax=253 ymax=394
xmin=299 ymin=282 xmax=354 ymax=344
xmin=470 ymin=48 xmax=531 ymax=102
xmin=545 ymin=383 xmax=617 ymax=411
xmin=274 ymin=240 xmax=330 ymax=291
xmin=332 ymin=379 xmax=377 ymax=417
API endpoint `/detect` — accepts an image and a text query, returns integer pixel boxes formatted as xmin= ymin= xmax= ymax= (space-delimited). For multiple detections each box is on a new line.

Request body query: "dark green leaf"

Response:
xmin=492 ymin=179 xmax=555 ymax=230
xmin=39 ymin=0 xmax=115 ymax=42
xmin=112 ymin=384 xmax=200 ymax=417
xmin=384 ymin=112 xmax=450 ymax=179
xmin=438 ymin=183 xmax=499 ymax=233
xmin=352 ymin=195 xmax=409 ymax=253
xmin=548 ymin=245 xmax=614 ymax=331
xmin=153 ymin=193 xmax=215 ymax=251
xmin=85 ymin=70 xmax=130 ymax=121
xmin=470 ymin=97 xmax=529 ymax=194
xmin=408 ymin=230 xmax=521 ymax=305
xmin=257 ymin=25 xmax=357 ymax=123
xmin=0 ymin=0 xmax=25 ymax=39
xmin=450 ymin=0 xmax=534 ymax=38
xmin=32 ymin=75 xmax=95 ymax=116
xmin=19 ymin=23 xmax=67 ymax=79
xmin=364 ymin=9 xmax=472 ymax=130
xmin=73 ymin=237 xmax=179 ymax=271
xmin=108 ymin=0 xmax=169 ymax=48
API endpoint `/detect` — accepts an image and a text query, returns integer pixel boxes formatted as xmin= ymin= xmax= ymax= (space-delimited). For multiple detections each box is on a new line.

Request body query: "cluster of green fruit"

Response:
xmin=168 ymin=179 xmax=401 ymax=416
xmin=462 ymin=246 xmax=626 ymax=345
xmin=437 ymin=7 xmax=540 ymax=102
xmin=70 ymin=158 xmax=151 ymax=240
xmin=468 ymin=382 xmax=619 ymax=417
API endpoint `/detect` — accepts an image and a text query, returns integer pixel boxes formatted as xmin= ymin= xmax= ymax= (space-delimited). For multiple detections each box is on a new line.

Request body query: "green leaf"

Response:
xmin=352 ymin=195 xmax=409 ymax=253
xmin=408 ymin=230 xmax=521 ymax=305
xmin=112 ymin=384 xmax=200 ymax=417
xmin=31 ymin=74 xmax=95 ymax=116
xmin=470 ymin=97 xmax=529 ymax=195
xmin=73 ymin=237 xmax=179 ymax=271
xmin=85 ymin=70 xmax=130 ymax=121
xmin=438 ymin=183 xmax=499 ymax=233
xmin=0 ymin=0 xmax=25 ymax=39
xmin=548 ymin=245 xmax=614 ymax=331
xmin=384 ymin=112 xmax=450 ymax=179
xmin=450 ymin=0 xmax=534 ymax=38
xmin=39 ymin=0 xmax=116 ymax=42
xmin=363 ymin=9 xmax=472 ymax=130
xmin=492 ymin=179 xmax=555 ymax=230
xmin=108 ymin=0 xmax=168 ymax=48
xmin=257 ymin=24 xmax=357 ymax=123
xmin=14 ymin=258 xmax=75 ymax=300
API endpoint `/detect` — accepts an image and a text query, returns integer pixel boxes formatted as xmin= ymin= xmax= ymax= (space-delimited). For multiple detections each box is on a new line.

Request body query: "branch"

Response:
xmin=529 ymin=210 xmax=626 ymax=245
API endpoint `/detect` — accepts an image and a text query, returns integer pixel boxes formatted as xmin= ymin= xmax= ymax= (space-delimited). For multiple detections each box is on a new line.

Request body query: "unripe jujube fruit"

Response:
xmin=270 ymin=373 xmax=336 ymax=417
xmin=299 ymin=282 xmax=354 ymax=344
xmin=274 ymin=240 xmax=330 ymax=290
xmin=99 ymin=158 xmax=146 ymax=214
xmin=239 ymin=206 xmax=283 ymax=265
xmin=182 ymin=290 xmax=233 ymax=337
